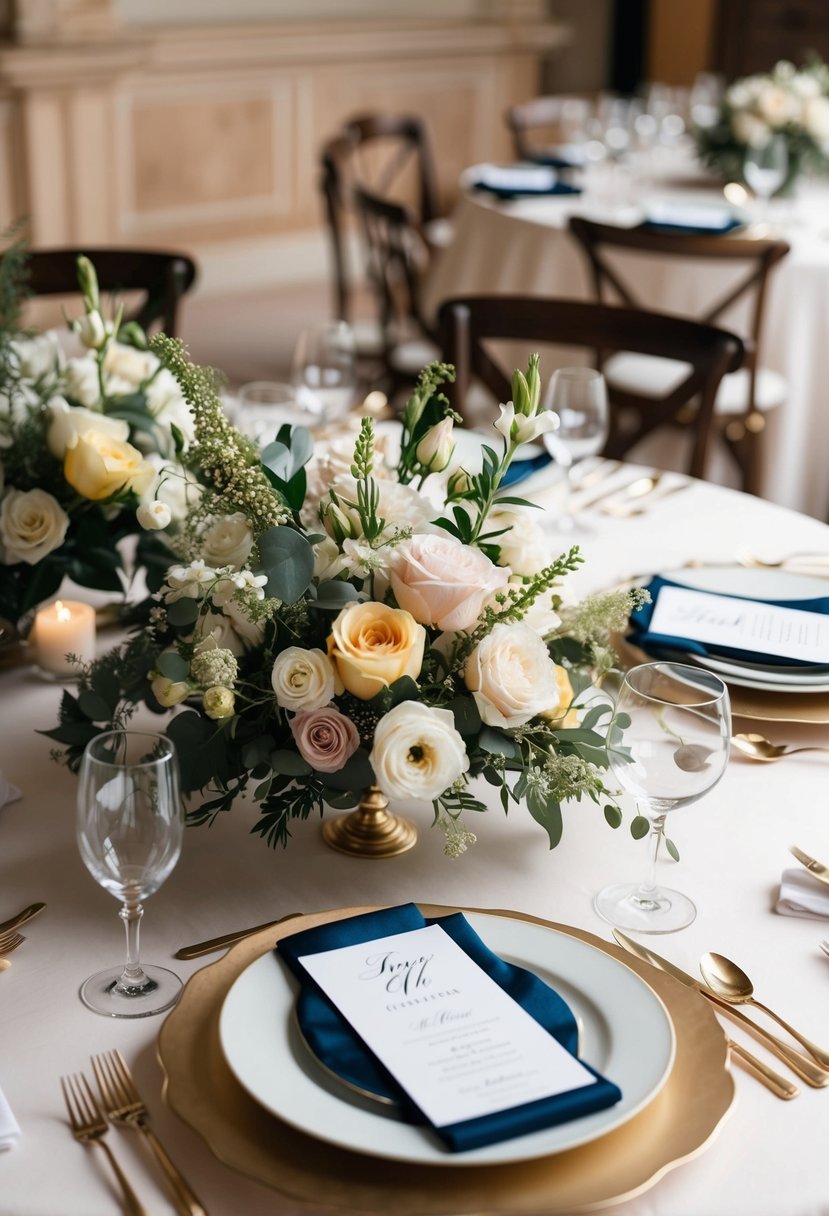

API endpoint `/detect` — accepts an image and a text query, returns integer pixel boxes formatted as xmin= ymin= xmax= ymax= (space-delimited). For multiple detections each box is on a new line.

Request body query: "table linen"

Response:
xmin=1 ymin=475 xmax=829 ymax=1215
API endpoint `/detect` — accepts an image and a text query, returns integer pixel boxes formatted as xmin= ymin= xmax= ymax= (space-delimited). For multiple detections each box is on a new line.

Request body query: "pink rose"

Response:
xmin=389 ymin=534 xmax=509 ymax=633
xmin=289 ymin=705 xmax=360 ymax=773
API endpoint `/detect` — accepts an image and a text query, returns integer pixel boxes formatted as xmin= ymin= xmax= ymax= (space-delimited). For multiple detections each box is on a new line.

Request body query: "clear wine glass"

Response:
xmin=291 ymin=321 xmax=357 ymax=423
xmin=543 ymin=367 xmax=609 ymax=531
xmin=744 ymin=135 xmax=788 ymax=229
xmin=77 ymin=731 xmax=183 ymax=1017
xmin=236 ymin=381 xmax=319 ymax=447
xmin=595 ymin=662 xmax=731 ymax=933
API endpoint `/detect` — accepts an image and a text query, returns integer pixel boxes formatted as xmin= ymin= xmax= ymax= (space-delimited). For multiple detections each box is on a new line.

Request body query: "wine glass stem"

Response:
xmin=116 ymin=900 xmax=149 ymax=993
xmin=638 ymin=809 xmax=668 ymax=901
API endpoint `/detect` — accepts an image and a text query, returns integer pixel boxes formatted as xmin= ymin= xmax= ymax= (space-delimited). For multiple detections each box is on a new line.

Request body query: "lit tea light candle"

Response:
xmin=33 ymin=599 xmax=96 ymax=677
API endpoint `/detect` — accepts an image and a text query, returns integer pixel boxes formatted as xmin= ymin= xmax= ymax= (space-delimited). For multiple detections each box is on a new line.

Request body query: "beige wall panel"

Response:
xmin=21 ymin=93 xmax=70 ymax=244
xmin=66 ymin=88 xmax=114 ymax=243
xmin=0 ymin=99 xmax=21 ymax=232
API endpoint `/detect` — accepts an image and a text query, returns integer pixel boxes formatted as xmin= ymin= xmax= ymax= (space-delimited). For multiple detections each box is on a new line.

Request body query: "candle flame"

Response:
xmin=55 ymin=600 xmax=72 ymax=622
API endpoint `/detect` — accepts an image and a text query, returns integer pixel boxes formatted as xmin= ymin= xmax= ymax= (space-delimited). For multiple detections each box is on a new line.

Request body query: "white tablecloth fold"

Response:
xmin=775 ymin=868 xmax=829 ymax=919
xmin=0 ymin=1084 xmax=21 ymax=1150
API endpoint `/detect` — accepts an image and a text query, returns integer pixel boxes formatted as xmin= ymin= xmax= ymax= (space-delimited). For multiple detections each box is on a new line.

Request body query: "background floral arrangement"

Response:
xmin=695 ymin=57 xmax=829 ymax=187
xmin=46 ymin=326 xmax=645 ymax=856
xmin=0 ymin=247 xmax=193 ymax=630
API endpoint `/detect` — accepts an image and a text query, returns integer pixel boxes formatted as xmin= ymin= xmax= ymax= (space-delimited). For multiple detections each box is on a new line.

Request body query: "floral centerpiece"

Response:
xmin=46 ymin=329 xmax=646 ymax=857
xmin=0 ymin=248 xmax=193 ymax=633
xmin=695 ymin=57 xmax=829 ymax=188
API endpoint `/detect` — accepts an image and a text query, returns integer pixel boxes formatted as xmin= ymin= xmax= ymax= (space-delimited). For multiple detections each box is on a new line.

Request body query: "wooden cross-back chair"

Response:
xmin=439 ymin=295 xmax=744 ymax=480
xmin=568 ymin=217 xmax=790 ymax=494
xmin=23 ymin=247 xmax=197 ymax=336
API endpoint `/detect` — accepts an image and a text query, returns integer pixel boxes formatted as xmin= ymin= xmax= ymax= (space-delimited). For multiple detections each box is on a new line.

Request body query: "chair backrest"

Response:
xmin=319 ymin=113 xmax=441 ymax=323
xmin=24 ymin=248 xmax=197 ymax=336
xmin=438 ymin=295 xmax=744 ymax=478
xmin=354 ymin=186 xmax=432 ymax=354
xmin=568 ymin=217 xmax=789 ymax=376
xmin=507 ymin=95 xmax=591 ymax=163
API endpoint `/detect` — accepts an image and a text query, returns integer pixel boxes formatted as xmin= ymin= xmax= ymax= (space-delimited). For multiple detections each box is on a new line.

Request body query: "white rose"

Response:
xmin=0 ymin=487 xmax=70 ymax=565
xmin=465 ymin=621 xmax=561 ymax=728
xmin=804 ymin=96 xmax=829 ymax=142
xmin=62 ymin=355 xmax=101 ymax=408
xmin=485 ymin=503 xmax=555 ymax=577
xmin=271 ymin=646 xmax=337 ymax=711
xmin=9 ymin=333 xmax=63 ymax=382
xmin=200 ymin=513 xmax=254 ymax=571
xmin=145 ymin=368 xmax=195 ymax=447
xmin=389 ymin=533 xmax=509 ymax=632
xmin=756 ymin=84 xmax=797 ymax=128
xmin=151 ymin=675 xmax=190 ymax=707
xmin=732 ymin=111 xmax=770 ymax=147
xmin=219 ymin=595 xmax=265 ymax=650
xmin=136 ymin=500 xmax=172 ymax=530
xmin=103 ymin=342 xmax=159 ymax=392
xmin=791 ymin=72 xmax=821 ymax=101
xmin=47 ymin=398 xmax=129 ymax=458
xmin=370 ymin=701 xmax=469 ymax=802
xmin=193 ymin=610 xmax=246 ymax=658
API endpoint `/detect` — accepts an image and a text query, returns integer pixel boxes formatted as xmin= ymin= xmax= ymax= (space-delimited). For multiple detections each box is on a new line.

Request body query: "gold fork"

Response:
xmin=92 ymin=1049 xmax=207 ymax=1216
xmin=0 ymin=929 xmax=24 ymax=970
xmin=60 ymin=1073 xmax=148 ymax=1216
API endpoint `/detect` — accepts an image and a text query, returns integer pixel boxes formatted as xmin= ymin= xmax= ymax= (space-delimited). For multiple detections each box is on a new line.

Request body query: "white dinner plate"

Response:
xmin=219 ymin=912 xmax=675 ymax=1167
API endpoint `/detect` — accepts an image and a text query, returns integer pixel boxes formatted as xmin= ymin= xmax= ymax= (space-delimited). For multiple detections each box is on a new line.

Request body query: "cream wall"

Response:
xmin=0 ymin=0 xmax=569 ymax=294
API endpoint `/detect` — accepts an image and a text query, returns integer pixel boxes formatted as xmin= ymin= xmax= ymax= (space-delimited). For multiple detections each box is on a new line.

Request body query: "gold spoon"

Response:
xmin=731 ymin=733 xmax=829 ymax=762
xmin=700 ymin=952 xmax=829 ymax=1070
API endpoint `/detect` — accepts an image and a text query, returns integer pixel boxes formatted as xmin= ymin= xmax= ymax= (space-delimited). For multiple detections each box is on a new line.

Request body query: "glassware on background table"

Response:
xmin=744 ymin=135 xmax=788 ymax=229
xmin=543 ymin=367 xmax=609 ymax=531
xmin=291 ymin=320 xmax=357 ymax=422
xmin=236 ymin=381 xmax=318 ymax=447
xmin=77 ymin=731 xmax=183 ymax=1017
xmin=595 ymin=662 xmax=731 ymax=934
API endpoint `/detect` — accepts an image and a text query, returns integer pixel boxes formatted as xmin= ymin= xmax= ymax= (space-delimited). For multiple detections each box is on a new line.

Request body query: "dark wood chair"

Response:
xmin=568 ymin=217 xmax=790 ymax=495
xmin=354 ymin=185 xmax=440 ymax=396
xmin=439 ymin=295 xmax=744 ymax=480
xmin=23 ymin=247 xmax=197 ymax=336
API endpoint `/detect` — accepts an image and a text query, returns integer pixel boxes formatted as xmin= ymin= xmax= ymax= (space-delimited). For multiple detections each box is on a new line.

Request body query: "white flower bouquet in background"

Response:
xmin=47 ymin=328 xmax=645 ymax=856
xmin=0 ymin=245 xmax=195 ymax=630
xmin=695 ymin=57 xmax=829 ymax=188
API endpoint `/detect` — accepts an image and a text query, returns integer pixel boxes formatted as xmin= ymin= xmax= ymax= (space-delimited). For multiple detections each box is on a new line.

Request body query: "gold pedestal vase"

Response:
xmin=321 ymin=785 xmax=417 ymax=858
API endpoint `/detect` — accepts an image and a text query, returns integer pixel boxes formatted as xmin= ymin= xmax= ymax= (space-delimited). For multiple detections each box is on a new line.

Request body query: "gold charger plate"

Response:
xmin=158 ymin=904 xmax=734 ymax=1215
xmin=615 ymin=633 xmax=829 ymax=725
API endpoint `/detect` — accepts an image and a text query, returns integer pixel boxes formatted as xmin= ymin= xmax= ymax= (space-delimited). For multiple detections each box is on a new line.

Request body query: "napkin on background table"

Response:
xmin=0 ymin=1085 xmax=21 ymax=1150
xmin=629 ymin=575 xmax=829 ymax=668
xmin=468 ymin=163 xmax=582 ymax=199
xmin=776 ymin=868 xmax=829 ymax=919
xmin=277 ymin=903 xmax=621 ymax=1152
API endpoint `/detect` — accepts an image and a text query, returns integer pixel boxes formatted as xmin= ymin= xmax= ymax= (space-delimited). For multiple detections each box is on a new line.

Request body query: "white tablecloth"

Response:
xmin=2 ymin=477 xmax=829 ymax=1216
xmin=424 ymin=184 xmax=829 ymax=520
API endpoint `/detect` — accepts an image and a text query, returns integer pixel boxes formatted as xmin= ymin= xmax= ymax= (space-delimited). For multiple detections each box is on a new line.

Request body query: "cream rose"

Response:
xmin=0 ymin=488 xmax=69 ymax=565
xmin=47 ymin=399 xmax=129 ymax=459
xmin=64 ymin=430 xmax=154 ymax=501
xmin=485 ymin=504 xmax=554 ymax=577
xmin=327 ymin=602 xmax=425 ymax=700
xmin=200 ymin=513 xmax=254 ymax=571
xmin=539 ymin=664 xmax=579 ymax=726
xmin=151 ymin=675 xmax=191 ymax=707
xmin=290 ymin=705 xmax=360 ymax=773
xmin=370 ymin=701 xmax=469 ymax=801
xmin=62 ymin=355 xmax=101 ymax=408
xmin=465 ymin=621 xmax=561 ymax=728
xmin=389 ymin=534 xmax=509 ymax=632
xmin=103 ymin=341 xmax=159 ymax=390
xmin=271 ymin=646 xmax=337 ymax=712
xmin=804 ymin=96 xmax=829 ymax=141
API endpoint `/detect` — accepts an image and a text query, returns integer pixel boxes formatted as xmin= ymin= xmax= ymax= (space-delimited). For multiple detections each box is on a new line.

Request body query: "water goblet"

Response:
xmin=543 ymin=367 xmax=609 ymax=531
xmin=595 ymin=662 xmax=731 ymax=933
xmin=291 ymin=320 xmax=357 ymax=422
xmin=744 ymin=135 xmax=788 ymax=229
xmin=236 ymin=380 xmax=318 ymax=447
xmin=77 ymin=730 xmax=183 ymax=1017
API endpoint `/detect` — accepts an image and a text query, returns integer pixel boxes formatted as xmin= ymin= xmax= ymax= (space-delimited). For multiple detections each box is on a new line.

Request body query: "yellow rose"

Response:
xmin=64 ymin=429 xmax=154 ymax=501
xmin=539 ymin=664 xmax=579 ymax=727
xmin=327 ymin=601 xmax=425 ymax=701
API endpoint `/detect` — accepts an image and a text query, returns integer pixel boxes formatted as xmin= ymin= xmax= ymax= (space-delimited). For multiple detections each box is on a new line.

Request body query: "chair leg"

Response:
xmin=722 ymin=417 xmax=764 ymax=496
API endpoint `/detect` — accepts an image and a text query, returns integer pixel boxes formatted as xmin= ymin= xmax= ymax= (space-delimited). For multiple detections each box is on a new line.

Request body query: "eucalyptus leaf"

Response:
xmin=259 ymin=526 xmax=314 ymax=603
xmin=157 ymin=651 xmax=190 ymax=682
xmin=526 ymin=788 xmax=563 ymax=849
xmin=166 ymin=598 xmax=200 ymax=627
xmin=388 ymin=675 xmax=419 ymax=708
xmin=319 ymin=748 xmax=375 ymax=792
xmin=603 ymin=804 xmax=623 ymax=829
xmin=314 ymin=579 xmax=360 ymax=609
xmin=77 ymin=691 xmax=112 ymax=722
xmin=478 ymin=727 xmax=518 ymax=758
xmin=270 ymin=749 xmax=312 ymax=777
xmin=449 ymin=695 xmax=482 ymax=736
xmin=665 ymin=836 xmax=680 ymax=862
xmin=630 ymin=815 xmax=650 ymax=840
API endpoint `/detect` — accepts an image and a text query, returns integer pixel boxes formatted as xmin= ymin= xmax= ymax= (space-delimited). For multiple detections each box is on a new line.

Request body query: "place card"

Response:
xmin=648 ymin=585 xmax=829 ymax=664
xmin=299 ymin=923 xmax=597 ymax=1127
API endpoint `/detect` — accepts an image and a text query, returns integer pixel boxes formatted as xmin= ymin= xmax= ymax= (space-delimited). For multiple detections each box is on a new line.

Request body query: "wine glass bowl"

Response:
xmin=543 ymin=367 xmax=610 ymax=530
xmin=77 ymin=731 xmax=183 ymax=1017
xmin=743 ymin=135 xmax=788 ymax=228
xmin=595 ymin=662 xmax=730 ymax=933
xmin=291 ymin=320 xmax=357 ymax=422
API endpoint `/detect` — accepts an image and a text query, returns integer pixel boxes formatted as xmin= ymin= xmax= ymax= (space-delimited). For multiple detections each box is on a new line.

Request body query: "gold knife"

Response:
xmin=612 ymin=931 xmax=827 ymax=1090
xmin=789 ymin=846 xmax=829 ymax=888
xmin=175 ymin=911 xmax=304 ymax=960
xmin=0 ymin=902 xmax=45 ymax=937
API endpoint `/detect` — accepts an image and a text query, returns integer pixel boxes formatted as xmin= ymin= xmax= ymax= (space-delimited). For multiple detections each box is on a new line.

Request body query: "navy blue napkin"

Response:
xmin=276 ymin=903 xmax=621 ymax=1152
xmin=501 ymin=449 xmax=553 ymax=487
xmin=629 ymin=576 xmax=829 ymax=669
xmin=471 ymin=179 xmax=581 ymax=200
xmin=639 ymin=217 xmax=743 ymax=236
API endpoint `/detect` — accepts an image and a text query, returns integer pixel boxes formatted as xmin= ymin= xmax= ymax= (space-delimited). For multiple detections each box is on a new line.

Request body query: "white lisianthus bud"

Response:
xmin=494 ymin=402 xmax=559 ymax=446
xmin=325 ymin=500 xmax=357 ymax=543
xmin=446 ymin=467 xmax=474 ymax=497
xmin=73 ymin=310 xmax=107 ymax=351
xmin=415 ymin=417 xmax=455 ymax=473
xmin=136 ymin=500 xmax=172 ymax=531
xmin=151 ymin=675 xmax=191 ymax=707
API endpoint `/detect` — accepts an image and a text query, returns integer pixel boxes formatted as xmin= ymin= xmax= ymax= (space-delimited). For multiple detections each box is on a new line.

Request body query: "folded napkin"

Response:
xmin=501 ymin=448 xmax=554 ymax=487
xmin=0 ymin=1085 xmax=21 ymax=1151
xmin=640 ymin=202 xmax=743 ymax=236
xmin=0 ymin=771 xmax=21 ymax=809
xmin=277 ymin=903 xmax=621 ymax=1152
xmin=629 ymin=575 xmax=829 ymax=669
xmin=469 ymin=163 xmax=582 ymax=199
xmin=776 ymin=868 xmax=829 ymax=919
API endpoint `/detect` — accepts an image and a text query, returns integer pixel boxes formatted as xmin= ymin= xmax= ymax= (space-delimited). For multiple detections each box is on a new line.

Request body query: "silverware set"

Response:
xmin=567 ymin=460 xmax=691 ymax=517
xmin=61 ymin=1050 xmax=207 ymax=1216
xmin=614 ymin=932 xmax=829 ymax=1100
xmin=0 ymin=901 xmax=46 ymax=971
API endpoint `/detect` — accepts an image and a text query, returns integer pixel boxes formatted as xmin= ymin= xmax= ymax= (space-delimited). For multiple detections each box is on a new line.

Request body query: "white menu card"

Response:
xmin=648 ymin=586 xmax=829 ymax=665
xmin=299 ymin=923 xmax=596 ymax=1127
